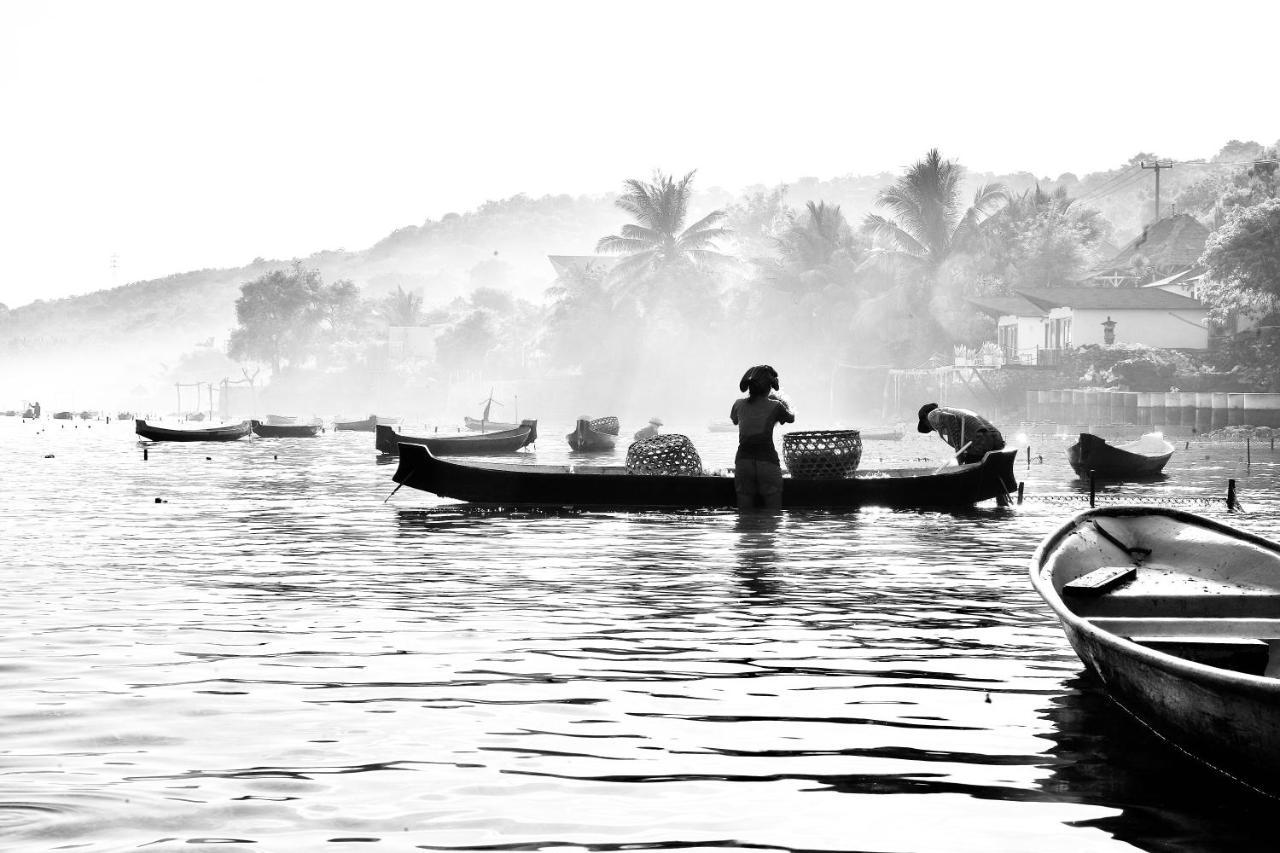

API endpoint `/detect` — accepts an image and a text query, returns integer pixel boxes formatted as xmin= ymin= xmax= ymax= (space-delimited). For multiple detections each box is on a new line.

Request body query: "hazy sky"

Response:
xmin=2 ymin=0 xmax=1277 ymax=307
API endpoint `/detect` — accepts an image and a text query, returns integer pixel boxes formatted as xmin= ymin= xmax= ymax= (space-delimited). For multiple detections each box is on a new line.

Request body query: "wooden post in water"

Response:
xmin=1026 ymin=446 xmax=1031 ymax=468
xmin=1017 ymin=482 xmax=1025 ymax=505
xmin=1247 ymin=436 xmax=1252 ymax=466
xmin=143 ymin=447 xmax=148 ymax=461
xmin=1228 ymin=479 xmax=1237 ymax=512
xmin=1089 ymin=470 xmax=1096 ymax=508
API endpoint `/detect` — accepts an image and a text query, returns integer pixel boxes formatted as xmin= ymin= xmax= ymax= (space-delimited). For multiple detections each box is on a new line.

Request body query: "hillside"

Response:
xmin=2 ymin=141 xmax=1270 ymax=409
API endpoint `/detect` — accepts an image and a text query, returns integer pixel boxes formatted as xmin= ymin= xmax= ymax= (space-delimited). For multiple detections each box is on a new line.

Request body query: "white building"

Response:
xmin=970 ymin=286 xmax=1210 ymax=364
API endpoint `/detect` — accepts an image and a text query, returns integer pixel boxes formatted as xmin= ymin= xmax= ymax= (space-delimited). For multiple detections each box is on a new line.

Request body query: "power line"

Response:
xmin=1072 ymin=166 xmax=1144 ymax=204
xmin=1073 ymin=168 xmax=1149 ymax=206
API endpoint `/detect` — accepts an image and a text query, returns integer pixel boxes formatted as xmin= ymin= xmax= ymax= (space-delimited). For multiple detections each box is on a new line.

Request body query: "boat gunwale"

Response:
xmin=1030 ymin=505 xmax=1280 ymax=691
xmin=393 ymin=444 xmax=1016 ymax=510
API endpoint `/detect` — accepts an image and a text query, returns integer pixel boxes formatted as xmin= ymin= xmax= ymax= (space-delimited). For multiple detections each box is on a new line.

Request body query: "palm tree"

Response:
xmin=378 ymin=285 xmax=423 ymax=326
xmin=595 ymin=170 xmax=732 ymax=284
xmin=862 ymin=148 xmax=1007 ymax=277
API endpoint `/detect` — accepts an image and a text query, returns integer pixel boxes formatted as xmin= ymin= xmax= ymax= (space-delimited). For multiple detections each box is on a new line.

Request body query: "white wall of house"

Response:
xmin=1071 ymin=308 xmax=1208 ymax=349
xmin=997 ymin=315 xmax=1045 ymax=356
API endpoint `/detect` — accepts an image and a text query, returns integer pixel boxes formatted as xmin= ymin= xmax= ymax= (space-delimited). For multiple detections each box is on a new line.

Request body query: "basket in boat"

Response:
xmin=782 ymin=430 xmax=862 ymax=479
xmin=626 ymin=433 xmax=702 ymax=476
xmin=589 ymin=416 xmax=619 ymax=436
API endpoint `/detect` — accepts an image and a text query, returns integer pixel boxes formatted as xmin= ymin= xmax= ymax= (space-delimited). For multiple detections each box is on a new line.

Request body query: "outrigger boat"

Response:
xmin=1031 ymin=506 xmax=1280 ymax=795
xmin=391 ymin=445 xmax=1017 ymax=510
xmin=1068 ymin=432 xmax=1174 ymax=478
xmin=251 ymin=420 xmax=320 ymax=438
xmin=377 ymin=420 xmax=537 ymax=456
xmin=465 ymin=389 xmax=518 ymax=432
xmin=135 ymin=418 xmax=252 ymax=442
xmin=464 ymin=415 xmax=520 ymax=432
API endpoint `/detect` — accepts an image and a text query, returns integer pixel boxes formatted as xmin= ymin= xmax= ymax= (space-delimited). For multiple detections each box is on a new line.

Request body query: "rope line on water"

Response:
xmin=1026 ymin=493 xmax=1234 ymax=507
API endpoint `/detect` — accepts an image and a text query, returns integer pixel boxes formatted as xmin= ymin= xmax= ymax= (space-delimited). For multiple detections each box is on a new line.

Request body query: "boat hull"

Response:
xmin=377 ymin=421 xmax=537 ymax=456
xmin=464 ymin=416 xmax=519 ymax=432
xmin=1031 ymin=507 xmax=1280 ymax=795
xmin=335 ymin=416 xmax=376 ymax=432
xmin=252 ymin=422 xmax=320 ymax=438
xmin=135 ymin=419 xmax=251 ymax=442
xmin=392 ymin=445 xmax=1016 ymax=510
xmin=1067 ymin=433 xmax=1173 ymax=478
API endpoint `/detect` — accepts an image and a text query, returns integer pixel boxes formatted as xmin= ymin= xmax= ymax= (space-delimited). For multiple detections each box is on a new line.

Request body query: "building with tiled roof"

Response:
xmin=1083 ymin=213 xmax=1211 ymax=286
xmin=969 ymin=284 xmax=1210 ymax=364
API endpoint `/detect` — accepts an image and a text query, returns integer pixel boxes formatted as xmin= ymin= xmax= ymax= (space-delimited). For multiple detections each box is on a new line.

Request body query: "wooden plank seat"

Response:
xmin=1088 ymin=618 xmax=1280 ymax=676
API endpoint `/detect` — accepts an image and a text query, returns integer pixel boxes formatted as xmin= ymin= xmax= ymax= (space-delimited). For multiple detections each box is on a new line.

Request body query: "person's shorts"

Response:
xmin=734 ymin=458 xmax=783 ymax=497
xmin=960 ymin=429 xmax=1005 ymax=463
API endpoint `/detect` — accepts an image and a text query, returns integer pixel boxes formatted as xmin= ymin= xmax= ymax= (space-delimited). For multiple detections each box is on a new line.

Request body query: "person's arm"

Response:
xmin=730 ymin=399 xmax=740 ymax=425
xmin=773 ymin=397 xmax=795 ymax=424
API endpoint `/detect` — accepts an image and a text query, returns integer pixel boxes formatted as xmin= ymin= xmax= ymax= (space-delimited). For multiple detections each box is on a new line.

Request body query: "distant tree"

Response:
xmin=725 ymin=185 xmax=789 ymax=259
xmin=1200 ymin=198 xmax=1280 ymax=319
xmin=434 ymin=310 xmax=497 ymax=372
xmin=378 ymin=285 xmax=424 ymax=326
xmin=862 ymin=148 xmax=1007 ymax=278
xmin=596 ymin=170 xmax=733 ymax=286
xmin=981 ymin=185 xmax=1112 ymax=289
xmin=227 ymin=262 xmax=357 ymax=373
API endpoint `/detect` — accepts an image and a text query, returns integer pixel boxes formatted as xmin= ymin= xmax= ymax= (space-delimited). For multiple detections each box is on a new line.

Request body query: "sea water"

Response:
xmin=2 ymin=418 xmax=1279 ymax=852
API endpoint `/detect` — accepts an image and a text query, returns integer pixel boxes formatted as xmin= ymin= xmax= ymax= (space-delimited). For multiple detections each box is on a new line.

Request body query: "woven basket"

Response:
xmin=626 ymin=434 xmax=702 ymax=475
xmin=782 ymin=430 xmax=862 ymax=479
xmin=590 ymin=416 xmax=620 ymax=436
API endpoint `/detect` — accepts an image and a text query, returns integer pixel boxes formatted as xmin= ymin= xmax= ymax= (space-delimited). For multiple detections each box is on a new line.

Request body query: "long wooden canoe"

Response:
xmin=1031 ymin=506 xmax=1280 ymax=796
xmin=251 ymin=421 xmax=320 ymax=438
xmin=392 ymin=445 xmax=1016 ymax=510
xmin=135 ymin=418 xmax=252 ymax=442
xmin=1067 ymin=432 xmax=1174 ymax=478
xmin=377 ymin=420 xmax=538 ymax=456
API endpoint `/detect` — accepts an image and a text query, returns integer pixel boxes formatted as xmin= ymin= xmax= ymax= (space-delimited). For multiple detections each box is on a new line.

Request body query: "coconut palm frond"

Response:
xmin=619 ymin=223 xmax=663 ymax=244
xmin=862 ymin=214 xmax=926 ymax=257
xmin=596 ymin=234 xmax=653 ymax=255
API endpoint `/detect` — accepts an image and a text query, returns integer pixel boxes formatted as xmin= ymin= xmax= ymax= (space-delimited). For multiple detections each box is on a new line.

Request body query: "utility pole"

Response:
xmin=1140 ymin=160 xmax=1174 ymax=224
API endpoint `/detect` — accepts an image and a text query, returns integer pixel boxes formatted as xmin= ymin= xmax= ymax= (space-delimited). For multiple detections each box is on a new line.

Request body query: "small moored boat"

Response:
xmin=860 ymin=427 xmax=905 ymax=441
xmin=1031 ymin=506 xmax=1280 ymax=795
xmin=251 ymin=420 xmax=321 ymax=438
xmin=52 ymin=411 xmax=74 ymax=420
xmin=335 ymin=416 xmax=376 ymax=432
xmin=567 ymin=416 xmax=619 ymax=452
xmin=265 ymin=414 xmax=298 ymax=425
xmin=377 ymin=420 xmax=537 ymax=456
xmin=135 ymin=419 xmax=252 ymax=442
xmin=392 ymin=445 xmax=1016 ymax=511
xmin=1068 ymin=432 xmax=1174 ymax=478
xmin=464 ymin=415 xmax=520 ymax=432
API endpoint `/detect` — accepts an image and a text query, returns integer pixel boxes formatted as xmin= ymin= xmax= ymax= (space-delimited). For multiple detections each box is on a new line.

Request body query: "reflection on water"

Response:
xmin=2 ymin=419 xmax=1279 ymax=851
xmin=1040 ymin=674 xmax=1277 ymax=849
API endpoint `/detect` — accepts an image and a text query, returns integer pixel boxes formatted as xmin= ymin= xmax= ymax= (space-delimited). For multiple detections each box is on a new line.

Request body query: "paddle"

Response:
xmin=932 ymin=441 xmax=972 ymax=475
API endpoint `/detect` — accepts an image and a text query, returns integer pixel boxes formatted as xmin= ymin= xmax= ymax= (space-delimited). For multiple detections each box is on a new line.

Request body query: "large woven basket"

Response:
xmin=590 ymin=416 xmax=620 ymax=436
xmin=626 ymin=433 xmax=702 ymax=475
xmin=782 ymin=430 xmax=862 ymax=479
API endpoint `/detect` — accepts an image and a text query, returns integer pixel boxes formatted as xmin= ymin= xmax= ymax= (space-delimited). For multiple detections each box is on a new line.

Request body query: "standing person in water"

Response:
xmin=917 ymin=403 xmax=1004 ymax=464
xmin=730 ymin=365 xmax=795 ymax=511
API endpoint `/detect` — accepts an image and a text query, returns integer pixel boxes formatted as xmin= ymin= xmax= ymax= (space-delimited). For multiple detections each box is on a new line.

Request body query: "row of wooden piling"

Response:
xmin=1026 ymin=390 xmax=1280 ymax=429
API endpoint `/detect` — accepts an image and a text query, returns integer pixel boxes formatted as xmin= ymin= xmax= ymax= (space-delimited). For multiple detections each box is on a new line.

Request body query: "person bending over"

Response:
xmin=917 ymin=403 xmax=1004 ymax=464
xmin=731 ymin=365 xmax=795 ymax=511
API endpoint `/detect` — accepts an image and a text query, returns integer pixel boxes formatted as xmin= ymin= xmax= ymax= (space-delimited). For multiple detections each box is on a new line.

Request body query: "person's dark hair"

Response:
xmin=917 ymin=402 xmax=939 ymax=433
xmin=739 ymin=365 xmax=779 ymax=396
